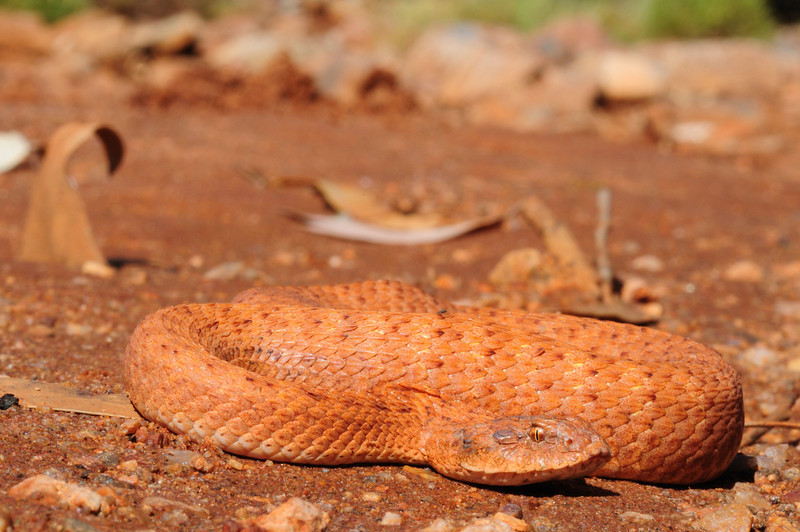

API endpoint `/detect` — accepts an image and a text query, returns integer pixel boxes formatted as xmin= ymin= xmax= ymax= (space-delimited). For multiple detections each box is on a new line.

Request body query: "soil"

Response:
xmin=2 ymin=52 xmax=800 ymax=531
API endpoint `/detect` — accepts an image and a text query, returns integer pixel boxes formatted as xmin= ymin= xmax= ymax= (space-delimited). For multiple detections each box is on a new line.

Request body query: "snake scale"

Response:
xmin=124 ymin=280 xmax=744 ymax=485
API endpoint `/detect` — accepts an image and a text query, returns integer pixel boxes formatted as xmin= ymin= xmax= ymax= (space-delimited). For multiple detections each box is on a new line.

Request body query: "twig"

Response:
xmin=744 ymin=421 xmax=800 ymax=430
xmin=595 ymin=188 xmax=613 ymax=304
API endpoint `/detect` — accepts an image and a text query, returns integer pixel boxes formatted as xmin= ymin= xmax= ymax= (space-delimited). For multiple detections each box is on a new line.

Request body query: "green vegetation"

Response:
xmin=375 ymin=0 xmax=777 ymax=46
xmin=642 ymin=0 xmax=776 ymax=38
xmin=0 ymin=0 xmax=88 ymax=22
xmin=0 ymin=0 xmax=780 ymax=40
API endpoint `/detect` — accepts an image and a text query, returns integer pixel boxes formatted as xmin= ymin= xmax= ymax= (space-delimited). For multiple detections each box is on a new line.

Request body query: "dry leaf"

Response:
xmin=290 ymin=212 xmax=502 ymax=245
xmin=0 ymin=130 xmax=32 ymax=174
xmin=516 ymin=195 xmax=599 ymax=298
xmin=309 ymin=178 xmax=445 ymax=229
xmin=18 ymin=122 xmax=123 ymax=267
xmin=0 ymin=377 xmax=139 ymax=419
xmin=563 ymin=301 xmax=663 ymax=325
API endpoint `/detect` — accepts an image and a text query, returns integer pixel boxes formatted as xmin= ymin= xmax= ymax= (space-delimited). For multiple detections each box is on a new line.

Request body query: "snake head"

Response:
xmin=422 ymin=416 xmax=611 ymax=486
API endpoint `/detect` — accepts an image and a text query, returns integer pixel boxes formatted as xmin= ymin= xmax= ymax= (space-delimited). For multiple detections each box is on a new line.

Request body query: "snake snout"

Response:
xmin=423 ymin=415 xmax=612 ymax=486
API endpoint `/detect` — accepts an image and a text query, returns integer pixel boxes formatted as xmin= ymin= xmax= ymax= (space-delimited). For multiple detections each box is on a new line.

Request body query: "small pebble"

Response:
xmin=141 ymin=496 xmax=209 ymax=517
xmin=738 ymin=346 xmax=780 ymax=368
xmin=732 ymin=482 xmax=771 ymax=511
xmin=630 ymin=254 xmax=664 ymax=272
xmin=81 ymin=261 xmax=114 ymax=278
xmin=498 ymin=503 xmax=523 ymax=519
xmin=756 ymin=444 xmax=790 ymax=470
xmin=8 ymin=475 xmax=108 ymax=514
xmin=766 ymin=513 xmax=800 ymax=532
xmin=61 ymin=517 xmax=99 ymax=532
xmin=488 ymin=248 xmax=543 ymax=286
xmin=419 ymin=518 xmax=455 ymax=532
xmin=776 ymin=300 xmax=800 ymax=320
xmin=723 ymin=260 xmax=764 ymax=283
xmin=692 ymin=503 xmax=752 ymax=532
xmin=380 ymin=511 xmax=403 ymax=526
xmin=618 ymin=511 xmax=655 ymax=523
xmin=246 ymin=497 xmax=329 ymax=532
xmin=203 ymin=261 xmax=245 ymax=281
xmin=65 ymin=323 xmax=92 ymax=336
xmin=0 ymin=394 xmax=19 ymax=410
xmin=362 ymin=492 xmax=381 ymax=502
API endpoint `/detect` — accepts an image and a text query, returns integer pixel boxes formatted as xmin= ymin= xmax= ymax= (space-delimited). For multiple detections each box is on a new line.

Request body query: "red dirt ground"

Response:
xmin=2 ymin=54 xmax=800 ymax=530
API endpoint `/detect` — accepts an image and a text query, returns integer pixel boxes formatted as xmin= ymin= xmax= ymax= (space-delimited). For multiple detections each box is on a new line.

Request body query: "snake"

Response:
xmin=123 ymin=280 xmax=744 ymax=486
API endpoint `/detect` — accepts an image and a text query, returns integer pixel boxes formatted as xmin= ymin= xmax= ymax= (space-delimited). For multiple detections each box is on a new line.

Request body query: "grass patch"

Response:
xmin=0 ymin=0 xmax=89 ymax=22
xmin=373 ymin=0 xmax=777 ymax=47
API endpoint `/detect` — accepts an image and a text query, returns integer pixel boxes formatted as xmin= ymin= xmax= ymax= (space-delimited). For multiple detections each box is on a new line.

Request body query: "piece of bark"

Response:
xmin=19 ymin=122 xmax=123 ymax=267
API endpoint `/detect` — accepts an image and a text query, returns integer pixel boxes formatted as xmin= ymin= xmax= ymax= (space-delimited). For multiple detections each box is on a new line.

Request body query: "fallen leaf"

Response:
xmin=0 ymin=377 xmax=140 ymax=419
xmin=290 ymin=212 xmax=502 ymax=245
xmin=0 ymin=130 xmax=32 ymax=174
xmin=18 ymin=122 xmax=123 ymax=267
xmin=309 ymin=178 xmax=445 ymax=229
xmin=562 ymin=301 xmax=663 ymax=325
xmin=516 ymin=195 xmax=599 ymax=298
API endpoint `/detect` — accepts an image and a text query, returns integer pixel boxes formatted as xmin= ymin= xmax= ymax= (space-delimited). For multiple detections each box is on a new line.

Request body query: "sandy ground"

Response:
xmin=2 ymin=59 xmax=800 ymax=531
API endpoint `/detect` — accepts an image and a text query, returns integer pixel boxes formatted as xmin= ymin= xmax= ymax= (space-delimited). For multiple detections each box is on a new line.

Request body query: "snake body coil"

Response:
xmin=124 ymin=280 xmax=743 ymax=485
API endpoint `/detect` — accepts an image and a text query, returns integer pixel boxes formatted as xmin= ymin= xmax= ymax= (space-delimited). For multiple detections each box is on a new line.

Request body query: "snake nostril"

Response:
xmin=492 ymin=428 xmax=519 ymax=444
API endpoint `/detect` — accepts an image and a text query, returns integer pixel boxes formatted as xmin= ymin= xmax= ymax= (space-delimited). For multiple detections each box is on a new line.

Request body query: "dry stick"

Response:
xmin=595 ymin=188 xmax=613 ymax=304
xmin=744 ymin=421 xmax=800 ymax=430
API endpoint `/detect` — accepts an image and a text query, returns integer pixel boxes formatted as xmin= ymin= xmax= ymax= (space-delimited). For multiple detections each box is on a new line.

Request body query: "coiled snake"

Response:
xmin=124 ymin=280 xmax=743 ymax=485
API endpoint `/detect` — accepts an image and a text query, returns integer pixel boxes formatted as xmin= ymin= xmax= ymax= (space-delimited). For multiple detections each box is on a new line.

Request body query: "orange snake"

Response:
xmin=123 ymin=280 xmax=743 ymax=485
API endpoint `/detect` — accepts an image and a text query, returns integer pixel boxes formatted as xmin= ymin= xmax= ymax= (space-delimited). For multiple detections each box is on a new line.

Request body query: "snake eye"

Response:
xmin=492 ymin=428 xmax=520 ymax=445
xmin=531 ymin=426 xmax=545 ymax=443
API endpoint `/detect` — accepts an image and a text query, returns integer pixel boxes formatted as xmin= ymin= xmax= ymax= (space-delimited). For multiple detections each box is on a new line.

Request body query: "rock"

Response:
xmin=61 ymin=517 xmax=99 ymax=532
xmin=776 ymin=300 xmax=800 ymax=320
xmin=128 ymin=11 xmax=203 ymax=55
xmin=466 ymin=58 xmax=596 ymax=133
xmin=312 ymin=48 xmax=398 ymax=106
xmin=737 ymin=346 xmax=780 ymax=368
xmin=497 ymin=503 xmax=523 ymax=519
xmin=489 ymin=512 xmax=528 ymax=531
xmin=400 ymin=23 xmax=545 ymax=108
xmin=652 ymin=40 xmax=783 ymax=99
xmin=203 ymin=261 xmax=244 ymax=280
xmin=52 ymin=10 xmax=130 ymax=61
xmin=380 ymin=511 xmax=403 ymax=526
xmin=458 ymin=516 xmax=514 ymax=532
xmin=81 ymin=260 xmax=115 ymax=279
xmin=0 ymin=10 xmax=53 ymax=59
xmin=206 ymin=32 xmax=287 ymax=73
xmin=630 ymin=254 xmax=665 ymax=272
xmin=361 ymin=491 xmax=381 ymax=502
xmin=488 ymin=248 xmax=544 ymax=285
xmin=692 ymin=503 xmax=752 ymax=532
xmin=732 ymin=482 xmax=771 ymax=511
xmin=248 ymin=497 xmax=329 ymax=532
xmin=723 ymin=260 xmax=765 ymax=282
xmin=141 ymin=496 xmax=209 ymax=517
xmin=756 ymin=444 xmax=790 ymax=470
xmin=8 ymin=475 xmax=110 ymax=514
xmin=648 ymin=99 xmax=783 ymax=156
xmin=766 ymin=514 xmax=800 ymax=532
xmin=598 ymin=51 xmax=665 ymax=101
xmin=618 ymin=511 xmax=655 ymax=524
xmin=420 ymin=518 xmax=456 ymax=532
xmin=65 ymin=322 xmax=92 ymax=336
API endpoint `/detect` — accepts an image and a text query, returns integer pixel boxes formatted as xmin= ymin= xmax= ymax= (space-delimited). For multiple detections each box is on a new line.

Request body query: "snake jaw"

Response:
xmin=423 ymin=416 xmax=612 ymax=486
